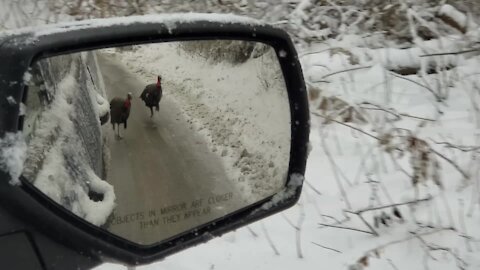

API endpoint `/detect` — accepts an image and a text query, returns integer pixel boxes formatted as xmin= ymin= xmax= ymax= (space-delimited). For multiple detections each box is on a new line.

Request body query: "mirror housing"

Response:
xmin=0 ymin=14 xmax=309 ymax=268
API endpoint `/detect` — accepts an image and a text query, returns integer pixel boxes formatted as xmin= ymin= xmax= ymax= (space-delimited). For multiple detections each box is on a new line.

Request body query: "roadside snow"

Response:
xmin=22 ymin=54 xmax=115 ymax=226
xmin=113 ymin=42 xmax=291 ymax=202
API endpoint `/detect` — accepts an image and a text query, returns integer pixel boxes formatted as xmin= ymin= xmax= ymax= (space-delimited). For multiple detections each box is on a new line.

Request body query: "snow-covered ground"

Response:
xmin=1 ymin=3 xmax=479 ymax=269
xmin=98 ymin=26 xmax=480 ymax=270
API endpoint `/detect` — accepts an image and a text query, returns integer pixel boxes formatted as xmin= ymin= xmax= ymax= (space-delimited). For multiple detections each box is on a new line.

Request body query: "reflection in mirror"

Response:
xmin=22 ymin=40 xmax=290 ymax=245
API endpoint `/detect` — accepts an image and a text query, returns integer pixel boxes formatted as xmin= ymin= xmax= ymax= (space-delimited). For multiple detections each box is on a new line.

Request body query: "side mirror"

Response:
xmin=0 ymin=14 xmax=309 ymax=269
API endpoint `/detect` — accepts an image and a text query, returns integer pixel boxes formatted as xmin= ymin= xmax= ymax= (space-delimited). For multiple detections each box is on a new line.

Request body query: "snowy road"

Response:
xmin=97 ymin=53 xmax=248 ymax=245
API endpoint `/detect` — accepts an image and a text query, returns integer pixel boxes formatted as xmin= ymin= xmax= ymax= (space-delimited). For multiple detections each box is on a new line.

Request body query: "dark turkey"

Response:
xmin=110 ymin=94 xmax=132 ymax=138
xmin=140 ymin=76 xmax=163 ymax=117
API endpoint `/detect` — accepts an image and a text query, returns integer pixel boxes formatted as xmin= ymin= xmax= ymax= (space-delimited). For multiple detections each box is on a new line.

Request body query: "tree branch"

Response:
xmin=311 ymin=242 xmax=342 ymax=253
xmin=389 ymin=72 xmax=442 ymax=101
xmin=312 ymin=112 xmax=380 ymax=141
xmin=318 ymin=66 xmax=372 ymax=80
xmin=359 ymin=101 xmax=436 ymax=122
xmin=347 ymin=195 xmax=432 ymax=215
xmin=352 ymin=227 xmax=456 ymax=267
xmin=431 ymin=140 xmax=480 ymax=153
xmin=431 ymin=148 xmax=470 ymax=181
xmin=318 ymin=223 xmax=374 ymax=235
xmin=304 ymin=180 xmax=322 ymax=195
xmin=420 ymin=48 xmax=480 ymax=57
xmin=356 ymin=212 xmax=379 ymax=236
xmin=314 ymin=111 xmax=471 ymax=184
xmin=261 ymin=222 xmax=280 ymax=255
xmin=411 ymin=232 xmax=467 ymax=270
xmin=246 ymin=226 xmax=258 ymax=238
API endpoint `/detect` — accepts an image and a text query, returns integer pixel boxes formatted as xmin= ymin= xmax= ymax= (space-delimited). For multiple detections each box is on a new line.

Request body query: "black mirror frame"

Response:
xmin=0 ymin=14 xmax=309 ymax=267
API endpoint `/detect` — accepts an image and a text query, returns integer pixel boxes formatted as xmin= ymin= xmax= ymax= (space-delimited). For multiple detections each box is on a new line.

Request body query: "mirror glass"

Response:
xmin=22 ymin=40 xmax=290 ymax=245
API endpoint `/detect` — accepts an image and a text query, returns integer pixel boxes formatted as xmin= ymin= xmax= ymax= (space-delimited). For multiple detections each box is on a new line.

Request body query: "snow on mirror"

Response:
xmin=22 ymin=40 xmax=291 ymax=245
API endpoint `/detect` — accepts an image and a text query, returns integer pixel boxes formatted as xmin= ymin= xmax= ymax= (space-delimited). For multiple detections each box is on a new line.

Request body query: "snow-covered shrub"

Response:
xmin=178 ymin=40 xmax=256 ymax=65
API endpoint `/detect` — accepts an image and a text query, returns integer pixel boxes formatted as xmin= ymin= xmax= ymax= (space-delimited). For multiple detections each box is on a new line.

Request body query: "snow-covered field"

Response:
xmin=99 ymin=19 xmax=480 ymax=270
xmin=1 ymin=2 xmax=480 ymax=269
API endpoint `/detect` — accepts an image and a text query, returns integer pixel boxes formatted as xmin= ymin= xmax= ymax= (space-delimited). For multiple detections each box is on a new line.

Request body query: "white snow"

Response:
xmin=33 ymin=138 xmax=115 ymax=226
xmin=94 ymin=92 xmax=110 ymax=118
xmin=23 ymin=56 xmax=116 ymax=226
xmin=439 ymin=4 xmax=467 ymax=30
xmin=0 ymin=132 xmax=27 ymax=185
xmin=6 ymin=96 xmax=16 ymax=105
xmin=19 ymin=103 xmax=26 ymax=116
xmin=23 ymin=71 xmax=32 ymax=84
xmin=1 ymin=13 xmax=265 ymax=39
xmin=258 ymin=173 xmax=304 ymax=212
xmin=82 ymin=169 xmax=116 ymax=226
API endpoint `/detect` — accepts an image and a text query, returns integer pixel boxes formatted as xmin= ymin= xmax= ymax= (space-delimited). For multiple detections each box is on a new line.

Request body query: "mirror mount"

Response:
xmin=0 ymin=14 xmax=309 ymax=267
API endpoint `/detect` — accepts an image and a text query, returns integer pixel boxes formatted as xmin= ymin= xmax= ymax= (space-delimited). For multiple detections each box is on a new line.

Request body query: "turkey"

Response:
xmin=140 ymin=75 xmax=163 ymax=117
xmin=110 ymin=93 xmax=132 ymax=138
